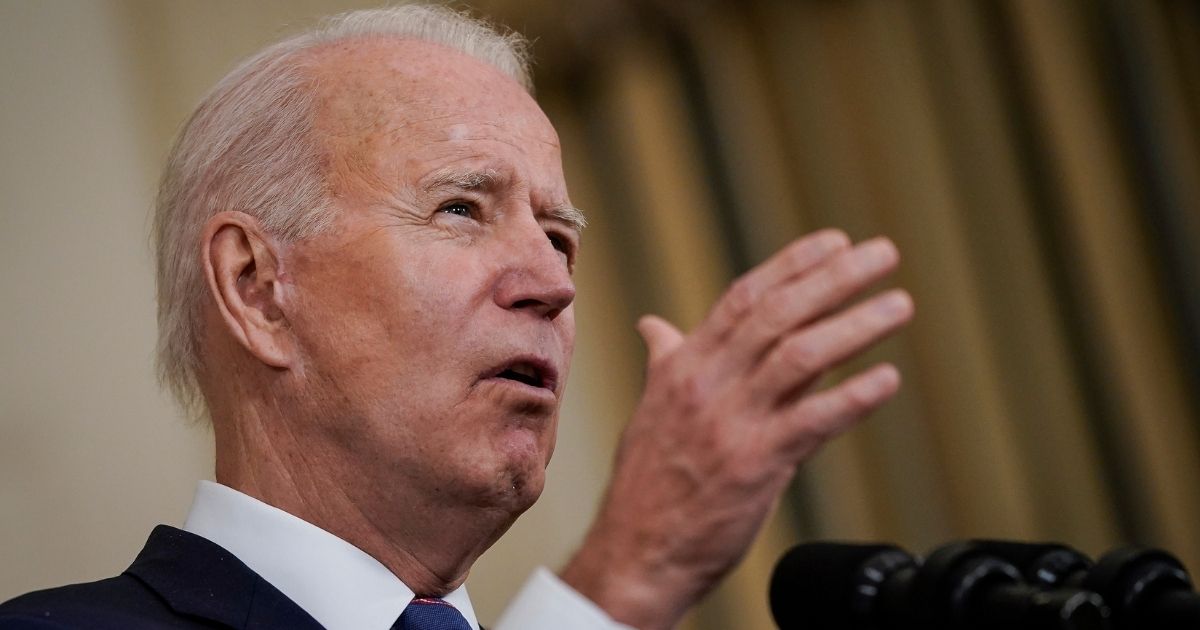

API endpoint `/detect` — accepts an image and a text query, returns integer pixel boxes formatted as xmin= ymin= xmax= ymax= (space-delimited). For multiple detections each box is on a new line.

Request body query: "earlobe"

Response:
xmin=202 ymin=212 xmax=293 ymax=369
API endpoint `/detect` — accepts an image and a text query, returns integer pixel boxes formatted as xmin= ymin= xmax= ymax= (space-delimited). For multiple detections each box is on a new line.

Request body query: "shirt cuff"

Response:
xmin=493 ymin=567 xmax=636 ymax=630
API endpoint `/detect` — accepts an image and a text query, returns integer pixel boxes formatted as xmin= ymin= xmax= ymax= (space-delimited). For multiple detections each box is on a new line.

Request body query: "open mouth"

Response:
xmin=487 ymin=357 xmax=557 ymax=393
xmin=498 ymin=364 xmax=543 ymax=388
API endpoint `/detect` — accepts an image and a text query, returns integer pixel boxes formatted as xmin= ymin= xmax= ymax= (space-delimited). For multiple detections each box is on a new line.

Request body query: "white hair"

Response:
xmin=154 ymin=5 xmax=533 ymax=418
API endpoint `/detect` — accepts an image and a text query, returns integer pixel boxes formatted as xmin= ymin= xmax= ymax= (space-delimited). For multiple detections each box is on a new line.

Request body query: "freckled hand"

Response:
xmin=560 ymin=230 xmax=914 ymax=630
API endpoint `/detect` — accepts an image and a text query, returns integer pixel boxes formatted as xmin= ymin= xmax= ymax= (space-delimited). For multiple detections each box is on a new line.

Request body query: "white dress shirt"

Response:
xmin=183 ymin=481 xmax=632 ymax=630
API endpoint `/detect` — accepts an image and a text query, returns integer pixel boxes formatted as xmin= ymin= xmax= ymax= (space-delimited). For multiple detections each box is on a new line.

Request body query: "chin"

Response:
xmin=439 ymin=400 xmax=557 ymax=512
xmin=470 ymin=449 xmax=547 ymax=515
xmin=505 ymin=470 xmax=545 ymax=516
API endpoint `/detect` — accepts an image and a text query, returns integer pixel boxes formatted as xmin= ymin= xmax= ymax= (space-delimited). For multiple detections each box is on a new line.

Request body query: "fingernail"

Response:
xmin=821 ymin=229 xmax=852 ymax=251
xmin=871 ymin=364 xmax=900 ymax=393
xmin=863 ymin=237 xmax=898 ymax=266
xmin=876 ymin=290 xmax=912 ymax=316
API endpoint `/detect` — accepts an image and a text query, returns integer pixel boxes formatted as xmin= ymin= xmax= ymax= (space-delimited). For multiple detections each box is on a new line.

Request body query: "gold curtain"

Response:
xmin=519 ymin=1 xmax=1200 ymax=627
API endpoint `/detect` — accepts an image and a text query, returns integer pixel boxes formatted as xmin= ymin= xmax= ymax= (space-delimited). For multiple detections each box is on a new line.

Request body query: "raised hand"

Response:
xmin=561 ymin=230 xmax=914 ymax=629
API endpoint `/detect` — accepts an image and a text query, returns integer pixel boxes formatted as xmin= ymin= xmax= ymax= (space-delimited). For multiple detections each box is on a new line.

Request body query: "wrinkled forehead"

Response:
xmin=309 ymin=38 xmax=558 ymax=157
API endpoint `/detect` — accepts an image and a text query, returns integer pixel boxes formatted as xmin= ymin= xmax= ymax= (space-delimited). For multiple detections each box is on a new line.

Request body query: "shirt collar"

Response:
xmin=183 ymin=480 xmax=480 ymax=630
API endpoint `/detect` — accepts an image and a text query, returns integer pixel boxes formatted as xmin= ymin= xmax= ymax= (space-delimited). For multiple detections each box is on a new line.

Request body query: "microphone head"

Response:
xmin=770 ymin=542 xmax=916 ymax=630
xmin=968 ymin=540 xmax=1093 ymax=587
xmin=1082 ymin=546 xmax=1192 ymax=620
xmin=911 ymin=541 xmax=1024 ymax=626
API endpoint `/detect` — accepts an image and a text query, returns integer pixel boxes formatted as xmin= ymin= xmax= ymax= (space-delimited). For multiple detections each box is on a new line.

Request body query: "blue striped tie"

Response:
xmin=393 ymin=597 xmax=473 ymax=630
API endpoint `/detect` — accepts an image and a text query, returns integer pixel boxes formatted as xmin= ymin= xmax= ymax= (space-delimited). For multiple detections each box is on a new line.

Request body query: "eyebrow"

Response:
xmin=546 ymin=205 xmax=588 ymax=235
xmin=423 ymin=168 xmax=506 ymax=193
xmin=422 ymin=167 xmax=588 ymax=234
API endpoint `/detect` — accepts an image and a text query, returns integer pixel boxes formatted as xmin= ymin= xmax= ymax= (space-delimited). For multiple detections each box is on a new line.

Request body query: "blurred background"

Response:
xmin=2 ymin=1 xmax=1198 ymax=628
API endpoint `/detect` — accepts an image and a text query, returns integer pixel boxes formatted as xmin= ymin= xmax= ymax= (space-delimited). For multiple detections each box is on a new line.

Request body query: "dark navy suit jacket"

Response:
xmin=0 ymin=525 xmax=324 ymax=629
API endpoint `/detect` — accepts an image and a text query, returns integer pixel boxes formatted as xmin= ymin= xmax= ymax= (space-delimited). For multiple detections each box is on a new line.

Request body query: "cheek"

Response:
xmin=294 ymin=240 xmax=471 ymax=345
xmin=286 ymin=251 xmax=413 ymax=385
xmin=308 ymin=250 xmax=498 ymax=411
xmin=383 ymin=254 xmax=490 ymax=353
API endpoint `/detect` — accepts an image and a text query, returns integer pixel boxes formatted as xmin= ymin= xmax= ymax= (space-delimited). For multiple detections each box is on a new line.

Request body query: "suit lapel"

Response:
xmin=125 ymin=525 xmax=325 ymax=629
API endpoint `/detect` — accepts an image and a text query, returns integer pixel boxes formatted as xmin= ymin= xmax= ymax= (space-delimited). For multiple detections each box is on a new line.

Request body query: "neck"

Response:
xmin=210 ymin=401 xmax=511 ymax=596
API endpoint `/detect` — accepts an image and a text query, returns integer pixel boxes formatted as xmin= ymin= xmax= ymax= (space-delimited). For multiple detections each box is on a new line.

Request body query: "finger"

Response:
xmin=748 ymin=289 xmax=913 ymax=404
xmin=720 ymin=237 xmax=900 ymax=375
xmin=637 ymin=314 xmax=686 ymax=363
xmin=699 ymin=229 xmax=851 ymax=344
xmin=773 ymin=362 xmax=901 ymax=457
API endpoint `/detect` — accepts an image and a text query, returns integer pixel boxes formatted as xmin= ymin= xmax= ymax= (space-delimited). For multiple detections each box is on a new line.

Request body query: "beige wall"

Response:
xmin=0 ymin=0 xmax=212 ymax=597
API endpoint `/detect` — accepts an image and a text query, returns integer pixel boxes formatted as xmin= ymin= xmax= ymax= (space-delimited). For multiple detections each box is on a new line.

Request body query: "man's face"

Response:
xmin=281 ymin=39 xmax=578 ymax=516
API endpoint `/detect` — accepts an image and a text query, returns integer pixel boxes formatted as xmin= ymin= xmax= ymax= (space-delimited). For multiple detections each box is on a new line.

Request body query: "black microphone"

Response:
xmin=1082 ymin=546 xmax=1200 ymax=630
xmin=967 ymin=540 xmax=1093 ymax=589
xmin=770 ymin=541 xmax=1109 ymax=630
xmin=913 ymin=541 xmax=1108 ymax=630
xmin=769 ymin=542 xmax=919 ymax=630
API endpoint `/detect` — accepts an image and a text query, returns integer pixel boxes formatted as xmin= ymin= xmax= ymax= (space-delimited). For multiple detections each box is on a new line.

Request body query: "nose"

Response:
xmin=493 ymin=220 xmax=576 ymax=320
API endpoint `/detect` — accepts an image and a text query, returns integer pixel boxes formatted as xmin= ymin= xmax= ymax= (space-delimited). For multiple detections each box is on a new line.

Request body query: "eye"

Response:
xmin=547 ymin=232 xmax=576 ymax=267
xmin=438 ymin=201 xmax=475 ymax=218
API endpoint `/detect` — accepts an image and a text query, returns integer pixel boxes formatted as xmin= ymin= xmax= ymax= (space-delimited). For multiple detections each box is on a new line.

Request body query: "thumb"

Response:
xmin=636 ymin=314 xmax=685 ymax=363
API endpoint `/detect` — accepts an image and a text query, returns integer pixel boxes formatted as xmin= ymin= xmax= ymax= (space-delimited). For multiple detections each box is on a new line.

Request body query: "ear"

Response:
xmin=201 ymin=211 xmax=293 ymax=369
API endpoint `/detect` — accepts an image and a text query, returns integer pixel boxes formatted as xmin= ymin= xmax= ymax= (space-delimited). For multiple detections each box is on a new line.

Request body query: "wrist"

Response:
xmin=560 ymin=526 xmax=690 ymax=630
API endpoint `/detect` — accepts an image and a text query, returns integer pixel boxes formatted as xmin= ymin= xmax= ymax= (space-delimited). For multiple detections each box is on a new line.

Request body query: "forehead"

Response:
xmin=309 ymin=38 xmax=561 ymax=174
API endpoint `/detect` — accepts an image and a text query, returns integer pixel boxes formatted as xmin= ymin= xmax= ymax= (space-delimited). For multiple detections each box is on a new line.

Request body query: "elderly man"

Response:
xmin=0 ymin=5 xmax=911 ymax=630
